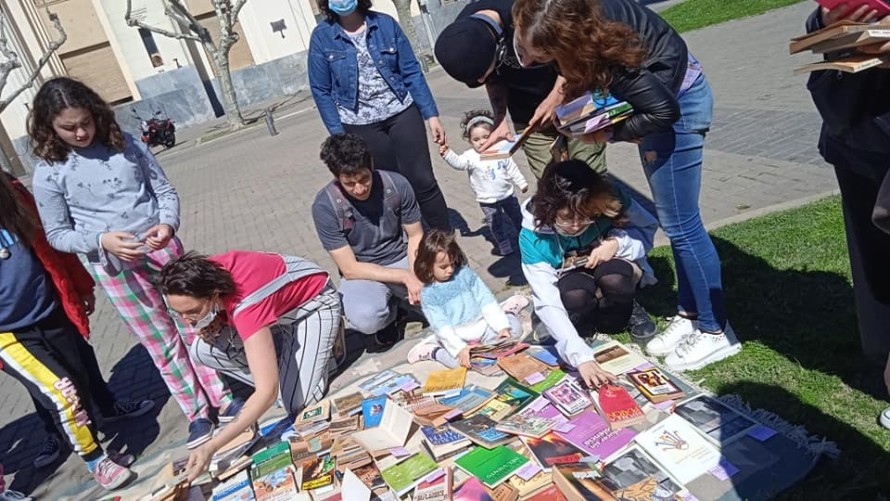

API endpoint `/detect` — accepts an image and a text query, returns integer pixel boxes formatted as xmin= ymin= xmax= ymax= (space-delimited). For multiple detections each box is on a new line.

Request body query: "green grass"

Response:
xmin=636 ymin=196 xmax=890 ymax=498
xmin=660 ymin=0 xmax=806 ymax=32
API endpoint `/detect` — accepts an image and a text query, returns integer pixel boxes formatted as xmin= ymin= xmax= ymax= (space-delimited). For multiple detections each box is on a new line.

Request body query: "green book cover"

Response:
xmin=509 ymin=369 xmax=566 ymax=396
xmin=380 ymin=452 xmax=437 ymax=495
xmin=250 ymin=441 xmax=292 ymax=475
xmin=454 ymin=445 xmax=530 ymax=488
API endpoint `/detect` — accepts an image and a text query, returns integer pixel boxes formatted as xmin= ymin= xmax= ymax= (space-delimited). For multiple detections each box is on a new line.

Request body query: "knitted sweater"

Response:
xmin=419 ymin=266 xmax=510 ymax=356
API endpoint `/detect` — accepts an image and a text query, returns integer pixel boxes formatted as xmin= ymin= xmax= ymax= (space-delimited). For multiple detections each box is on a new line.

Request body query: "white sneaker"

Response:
xmin=880 ymin=407 xmax=890 ymax=430
xmin=646 ymin=316 xmax=697 ymax=356
xmin=0 ymin=490 xmax=33 ymax=501
xmin=665 ymin=322 xmax=742 ymax=371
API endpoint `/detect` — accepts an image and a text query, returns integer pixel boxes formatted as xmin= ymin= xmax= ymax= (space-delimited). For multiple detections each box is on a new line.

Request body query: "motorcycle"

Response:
xmin=132 ymin=109 xmax=176 ymax=148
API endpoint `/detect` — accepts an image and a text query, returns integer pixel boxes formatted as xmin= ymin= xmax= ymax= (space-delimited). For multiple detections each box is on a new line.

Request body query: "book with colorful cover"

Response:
xmin=543 ymin=378 xmax=592 ymax=417
xmin=551 ymin=462 xmax=616 ymax=500
xmin=249 ymin=442 xmax=298 ymax=501
xmin=439 ymin=385 xmax=495 ymax=414
xmin=494 ymin=379 xmax=536 ymax=408
xmin=634 ymin=414 xmax=721 ymax=484
xmin=420 ymin=424 xmax=472 ymax=460
xmin=470 ymin=397 xmax=516 ymax=422
xmin=555 ymin=410 xmax=636 ymax=460
xmin=518 ymin=397 xmax=570 ymax=425
xmin=296 ymin=400 xmax=330 ymax=424
xmin=361 ymin=396 xmax=387 ymax=428
xmin=422 ymin=367 xmax=468 ymax=398
xmin=333 ymin=392 xmax=364 ymax=416
xmin=507 ymin=466 xmax=552 ymax=498
xmin=352 ymin=462 xmax=386 ymax=491
xmin=673 ymin=394 xmax=759 ymax=445
xmin=520 ymin=433 xmax=585 ymax=471
xmin=470 ymin=357 xmax=503 ymax=376
xmin=626 ymin=368 xmax=686 ymax=404
xmin=449 ymin=414 xmax=513 ymax=448
xmin=414 ymin=467 xmax=451 ymax=501
xmin=527 ymin=346 xmax=561 ymax=367
xmin=471 ymin=340 xmax=530 ymax=359
xmin=453 ymin=477 xmax=495 ymax=501
xmin=496 ymin=413 xmax=557 ymax=439
xmin=593 ymin=384 xmax=645 ymax=430
xmin=525 ymin=484 xmax=568 ymax=501
xmin=512 ymin=368 xmax=566 ymax=394
xmin=454 ymin=445 xmax=530 ymax=488
xmin=359 ymin=370 xmax=398 ymax=393
xmin=598 ymin=446 xmax=685 ymax=496
xmin=590 ymin=340 xmax=648 ymax=376
xmin=498 ymin=353 xmax=549 ymax=382
xmin=486 ymin=482 xmax=520 ymax=501
xmin=211 ymin=469 xmax=255 ymax=501
xmin=380 ymin=451 xmax=438 ymax=496
xmin=555 ymin=91 xmax=621 ymax=128
xmin=352 ymin=399 xmax=413 ymax=452
xmin=376 ymin=374 xmax=421 ymax=397
xmin=299 ymin=454 xmax=336 ymax=492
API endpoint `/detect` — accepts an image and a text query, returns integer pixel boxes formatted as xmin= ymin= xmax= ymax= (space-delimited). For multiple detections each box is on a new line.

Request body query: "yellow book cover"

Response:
xmin=423 ymin=367 xmax=468 ymax=396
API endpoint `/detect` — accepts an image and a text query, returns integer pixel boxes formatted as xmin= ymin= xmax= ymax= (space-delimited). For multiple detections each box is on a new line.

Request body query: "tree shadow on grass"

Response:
xmin=719 ymin=381 xmax=890 ymax=499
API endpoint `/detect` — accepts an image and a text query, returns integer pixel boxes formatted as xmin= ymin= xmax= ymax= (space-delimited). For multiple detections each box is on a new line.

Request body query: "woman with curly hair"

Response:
xmin=308 ymin=0 xmax=451 ymax=231
xmin=29 ymin=77 xmax=238 ymax=451
xmin=520 ymin=160 xmax=658 ymax=387
xmin=439 ymin=109 xmax=529 ymax=256
xmin=512 ymin=0 xmax=740 ymax=372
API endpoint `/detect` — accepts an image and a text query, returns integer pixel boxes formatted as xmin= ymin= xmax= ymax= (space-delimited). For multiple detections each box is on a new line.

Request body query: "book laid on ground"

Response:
xmin=592 ymin=384 xmax=646 ymax=430
xmin=496 ymin=412 xmax=558 ymax=439
xmin=634 ymin=413 xmax=722 ymax=484
xmin=543 ymin=377 xmax=592 ymax=417
xmin=453 ymin=477 xmax=495 ymax=501
xmin=525 ymin=484 xmax=568 ymax=501
xmin=249 ymin=442 xmax=299 ymax=501
xmin=551 ymin=462 xmax=616 ymax=500
xmin=555 ymin=410 xmax=637 ymax=460
xmin=361 ymin=395 xmax=387 ymax=428
xmin=590 ymin=340 xmax=648 ymax=375
xmin=299 ymin=454 xmax=336 ymax=494
xmin=340 ymin=468 xmax=372 ymax=501
xmin=470 ymin=340 xmax=530 ymax=359
xmin=498 ymin=353 xmax=550 ymax=383
xmin=673 ymin=394 xmax=759 ymax=445
xmin=210 ymin=469 xmax=255 ymax=501
xmin=507 ymin=466 xmax=552 ymax=498
xmin=420 ymin=424 xmax=472 ymax=460
xmin=486 ymin=482 xmax=520 ymax=501
xmin=626 ymin=367 xmax=686 ymax=404
xmin=520 ymin=433 xmax=585 ymax=471
xmin=296 ymin=400 xmax=330 ymax=424
xmin=598 ymin=446 xmax=686 ymax=497
xmin=379 ymin=451 xmax=438 ymax=496
xmin=414 ymin=466 xmax=452 ymax=501
xmin=449 ymin=414 xmax=514 ymax=448
xmin=439 ymin=385 xmax=495 ymax=415
xmin=210 ymin=425 xmax=261 ymax=476
xmin=479 ymin=125 xmax=537 ymax=160
xmin=352 ymin=397 xmax=414 ymax=453
xmin=352 ymin=462 xmax=387 ymax=492
xmin=333 ymin=392 xmax=363 ymax=416
xmin=422 ymin=367 xmax=467 ymax=398
xmin=454 ymin=445 xmax=530 ymax=488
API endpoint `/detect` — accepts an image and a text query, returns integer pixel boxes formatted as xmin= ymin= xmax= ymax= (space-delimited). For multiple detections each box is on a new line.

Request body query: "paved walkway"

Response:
xmin=0 ymin=2 xmax=839 ymax=498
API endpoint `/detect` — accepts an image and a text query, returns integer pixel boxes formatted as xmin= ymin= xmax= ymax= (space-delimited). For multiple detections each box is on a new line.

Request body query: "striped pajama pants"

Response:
xmin=189 ymin=286 xmax=341 ymax=417
xmin=89 ymin=238 xmax=231 ymax=421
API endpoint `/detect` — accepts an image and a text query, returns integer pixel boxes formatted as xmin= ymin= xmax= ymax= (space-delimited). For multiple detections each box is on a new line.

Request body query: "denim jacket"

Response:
xmin=308 ymin=11 xmax=439 ymax=135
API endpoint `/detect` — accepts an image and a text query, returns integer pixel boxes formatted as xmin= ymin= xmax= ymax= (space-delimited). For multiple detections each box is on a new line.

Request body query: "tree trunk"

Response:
xmin=207 ymin=45 xmax=245 ymax=128
xmin=392 ymin=0 xmax=422 ymax=55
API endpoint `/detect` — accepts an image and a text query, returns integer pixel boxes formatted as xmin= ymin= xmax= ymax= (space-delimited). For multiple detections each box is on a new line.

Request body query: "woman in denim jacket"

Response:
xmin=309 ymin=0 xmax=451 ymax=230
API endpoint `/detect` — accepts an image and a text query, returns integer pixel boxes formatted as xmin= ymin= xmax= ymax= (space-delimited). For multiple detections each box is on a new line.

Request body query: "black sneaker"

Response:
xmin=104 ymin=399 xmax=155 ymax=423
xmin=218 ymin=398 xmax=245 ymax=424
xmin=33 ymin=434 xmax=62 ymax=469
xmin=187 ymin=418 xmax=214 ymax=449
xmin=369 ymin=316 xmax=403 ymax=353
xmin=628 ymin=301 xmax=657 ymax=343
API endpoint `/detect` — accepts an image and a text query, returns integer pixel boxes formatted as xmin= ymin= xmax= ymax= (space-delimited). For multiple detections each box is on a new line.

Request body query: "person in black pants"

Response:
xmin=308 ymin=0 xmax=451 ymax=230
xmin=805 ymin=5 xmax=890 ymax=427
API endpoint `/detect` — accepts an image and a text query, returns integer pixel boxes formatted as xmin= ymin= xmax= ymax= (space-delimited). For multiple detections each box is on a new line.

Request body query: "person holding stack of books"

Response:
xmin=512 ymin=0 xmax=742 ymax=372
xmin=804 ymin=3 xmax=890 ymax=428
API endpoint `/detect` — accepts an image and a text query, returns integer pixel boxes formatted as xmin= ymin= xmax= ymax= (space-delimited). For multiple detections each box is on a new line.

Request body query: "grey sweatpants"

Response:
xmin=189 ymin=286 xmax=340 ymax=417
xmin=338 ymin=256 xmax=411 ymax=334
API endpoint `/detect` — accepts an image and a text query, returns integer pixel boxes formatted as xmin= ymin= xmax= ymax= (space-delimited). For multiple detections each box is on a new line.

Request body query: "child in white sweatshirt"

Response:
xmin=440 ymin=110 xmax=529 ymax=256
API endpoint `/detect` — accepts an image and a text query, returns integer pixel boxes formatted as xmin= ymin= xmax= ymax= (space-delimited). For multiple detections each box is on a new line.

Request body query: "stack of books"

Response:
xmin=554 ymin=92 xmax=633 ymax=136
xmin=790 ymin=20 xmax=890 ymax=74
xmin=149 ymin=340 xmax=777 ymax=500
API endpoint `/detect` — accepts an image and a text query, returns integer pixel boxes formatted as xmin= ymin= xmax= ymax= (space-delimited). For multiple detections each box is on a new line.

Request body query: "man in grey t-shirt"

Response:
xmin=311 ymin=134 xmax=425 ymax=347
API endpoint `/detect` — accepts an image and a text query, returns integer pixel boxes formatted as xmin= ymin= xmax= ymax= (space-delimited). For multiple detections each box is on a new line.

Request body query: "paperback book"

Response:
xmin=634 ymin=414 xmax=721 ymax=484
xmin=520 ymin=433 xmax=585 ymax=471
xmin=626 ymin=367 xmax=686 ymax=404
xmin=495 ymin=413 xmax=557 ymax=439
xmin=551 ymin=462 xmax=616 ymax=500
xmin=299 ymin=454 xmax=336 ymax=493
xmin=598 ymin=446 xmax=685 ymax=497
xmin=454 ymin=445 xmax=530 ymax=488
xmin=379 ymin=451 xmax=438 ymax=496
xmin=450 ymin=414 xmax=514 ymax=448
xmin=211 ymin=469 xmax=255 ymax=501
xmin=352 ymin=398 xmax=414 ymax=452
xmin=361 ymin=396 xmax=388 ymax=428
xmin=555 ymin=410 xmax=637 ymax=460
xmin=439 ymin=385 xmax=495 ymax=415
xmin=543 ymin=378 xmax=592 ymax=417
xmin=593 ymin=384 xmax=646 ymax=430
xmin=420 ymin=424 xmax=472 ymax=460
xmin=590 ymin=340 xmax=647 ymax=376
xmin=673 ymin=394 xmax=758 ymax=445
xmin=333 ymin=392 xmax=364 ymax=416
xmin=422 ymin=367 xmax=467 ymax=398
xmin=249 ymin=442 xmax=299 ymax=501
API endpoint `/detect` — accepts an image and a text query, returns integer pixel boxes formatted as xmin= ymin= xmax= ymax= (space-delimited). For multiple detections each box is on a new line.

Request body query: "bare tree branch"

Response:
xmin=125 ymin=0 xmax=201 ymax=41
xmin=0 ymin=10 xmax=68 ymax=112
xmin=168 ymin=0 xmax=211 ymax=43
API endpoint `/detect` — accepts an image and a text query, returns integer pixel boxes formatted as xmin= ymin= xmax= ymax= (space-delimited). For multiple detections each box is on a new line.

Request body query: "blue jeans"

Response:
xmin=480 ymin=195 xmax=523 ymax=254
xmin=638 ymin=74 xmax=727 ymax=333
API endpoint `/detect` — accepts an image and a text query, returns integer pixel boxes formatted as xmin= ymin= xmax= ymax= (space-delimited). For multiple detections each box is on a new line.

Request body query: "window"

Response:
xmin=138 ymin=28 xmax=164 ymax=67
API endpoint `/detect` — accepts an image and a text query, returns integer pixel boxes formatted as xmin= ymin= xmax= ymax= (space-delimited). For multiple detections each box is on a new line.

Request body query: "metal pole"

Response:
xmin=264 ymin=108 xmax=279 ymax=136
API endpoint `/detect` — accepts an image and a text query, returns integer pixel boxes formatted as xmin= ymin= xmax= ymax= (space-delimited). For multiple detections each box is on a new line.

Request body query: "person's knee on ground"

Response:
xmin=344 ymin=298 xmax=395 ymax=335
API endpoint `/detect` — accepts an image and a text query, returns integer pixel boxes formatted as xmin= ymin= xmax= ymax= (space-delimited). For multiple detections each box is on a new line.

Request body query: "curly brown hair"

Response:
xmin=28 ymin=77 xmax=125 ymax=164
xmin=512 ymin=0 xmax=647 ymax=99
xmin=533 ymin=159 xmax=626 ymax=229
xmin=460 ymin=109 xmax=495 ymax=140
xmin=0 ymin=172 xmax=37 ymax=248
xmin=414 ymin=229 xmax=467 ymax=284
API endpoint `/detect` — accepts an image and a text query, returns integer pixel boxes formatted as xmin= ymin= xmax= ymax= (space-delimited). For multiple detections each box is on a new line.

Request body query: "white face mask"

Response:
xmin=554 ymin=224 xmax=590 ymax=237
xmin=193 ymin=302 xmax=219 ymax=331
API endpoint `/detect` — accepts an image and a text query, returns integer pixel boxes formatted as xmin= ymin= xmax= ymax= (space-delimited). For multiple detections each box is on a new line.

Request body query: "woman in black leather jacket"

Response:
xmin=806 ymin=5 xmax=890 ymax=429
xmin=511 ymin=0 xmax=740 ymax=373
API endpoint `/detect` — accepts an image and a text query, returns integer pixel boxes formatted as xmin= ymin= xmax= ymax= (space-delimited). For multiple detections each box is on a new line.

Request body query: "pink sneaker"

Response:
xmin=407 ymin=341 xmax=439 ymax=364
xmin=92 ymin=456 xmax=136 ymax=490
xmin=501 ymin=295 xmax=530 ymax=316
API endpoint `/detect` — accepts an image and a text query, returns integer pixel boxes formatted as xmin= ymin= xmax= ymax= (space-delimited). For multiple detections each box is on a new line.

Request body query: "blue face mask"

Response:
xmin=329 ymin=0 xmax=358 ymax=16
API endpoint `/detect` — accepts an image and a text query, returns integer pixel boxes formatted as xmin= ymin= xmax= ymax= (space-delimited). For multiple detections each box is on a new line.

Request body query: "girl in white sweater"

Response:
xmin=439 ymin=110 xmax=529 ymax=256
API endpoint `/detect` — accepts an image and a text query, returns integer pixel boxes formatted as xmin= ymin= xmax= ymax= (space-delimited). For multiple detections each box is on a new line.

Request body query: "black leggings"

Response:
xmin=343 ymin=105 xmax=451 ymax=230
xmin=557 ymin=258 xmax=637 ymax=334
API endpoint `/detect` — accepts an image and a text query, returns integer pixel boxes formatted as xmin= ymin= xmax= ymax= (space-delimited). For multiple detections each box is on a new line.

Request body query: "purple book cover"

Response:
xmin=522 ymin=397 xmax=569 ymax=424
xmin=555 ymin=410 xmax=636 ymax=459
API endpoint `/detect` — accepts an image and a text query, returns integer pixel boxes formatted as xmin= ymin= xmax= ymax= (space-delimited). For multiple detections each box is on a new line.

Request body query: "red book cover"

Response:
xmin=595 ymin=384 xmax=645 ymax=430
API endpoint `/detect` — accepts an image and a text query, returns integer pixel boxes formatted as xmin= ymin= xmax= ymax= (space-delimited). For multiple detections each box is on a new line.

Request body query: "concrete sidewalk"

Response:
xmin=0 ymin=2 xmax=838 ymax=498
